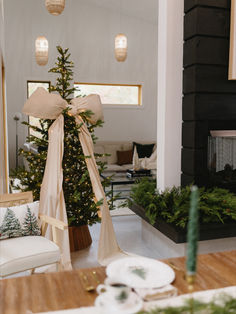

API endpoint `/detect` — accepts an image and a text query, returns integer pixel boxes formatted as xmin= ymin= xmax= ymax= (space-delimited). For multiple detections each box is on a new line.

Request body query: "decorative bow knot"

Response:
xmin=23 ymin=87 xmax=126 ymax=270
xmin=23 ymin=87 xmax=104 ymax=123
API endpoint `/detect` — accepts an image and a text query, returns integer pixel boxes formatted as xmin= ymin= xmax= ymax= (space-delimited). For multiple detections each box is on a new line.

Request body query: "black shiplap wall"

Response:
xmin=182 ymin=0 xmax=236 ymax=187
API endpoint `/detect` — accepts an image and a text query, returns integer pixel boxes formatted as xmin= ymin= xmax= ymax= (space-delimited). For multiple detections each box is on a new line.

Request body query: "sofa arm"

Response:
xmin=39 ymin=214 xmax=68 ymax=246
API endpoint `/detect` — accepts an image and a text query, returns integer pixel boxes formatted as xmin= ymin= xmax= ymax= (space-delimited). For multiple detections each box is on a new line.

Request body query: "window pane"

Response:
xmin=74 ymin=83 xmax=141 ymax=105
xmin=28 ymin=82 xmax=50 ymax=98
xmin=27 ymin=81 xmax=50 ymax=138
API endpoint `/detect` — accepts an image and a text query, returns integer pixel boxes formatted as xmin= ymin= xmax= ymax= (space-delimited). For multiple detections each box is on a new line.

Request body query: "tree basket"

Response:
xmin=68 ymin=225 xmax=92 ymax=252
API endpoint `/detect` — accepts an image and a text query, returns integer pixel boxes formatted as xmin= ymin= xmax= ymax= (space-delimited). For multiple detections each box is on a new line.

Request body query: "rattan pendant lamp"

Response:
xmin=115 ymin=34 xmax=127 ymax=62
xmin=35 ymin=36 xmax=49 ymax=66
xmin=115 ymin=0 xmax=127 ymax=62
xmin=45 ymin=0 xmax=65 ymax=16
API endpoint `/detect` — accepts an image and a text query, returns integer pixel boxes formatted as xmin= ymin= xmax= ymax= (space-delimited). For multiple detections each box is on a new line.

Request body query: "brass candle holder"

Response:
xmin=186 ymin=273 xmax=196 ymax=293
xmin=186 ymin=273 xmax=196 ymax=314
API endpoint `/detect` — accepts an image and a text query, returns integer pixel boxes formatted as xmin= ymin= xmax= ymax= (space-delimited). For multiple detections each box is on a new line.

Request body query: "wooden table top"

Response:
xmin=1 ymin=250 xmax=236 ymax=314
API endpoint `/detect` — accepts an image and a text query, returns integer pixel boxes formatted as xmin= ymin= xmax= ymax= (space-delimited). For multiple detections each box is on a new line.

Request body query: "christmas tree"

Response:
xmin=22 ymin=207 xmax=41 ymax=236
xmin=0 ymin=208 xmax=22 ymax=238
xmin=11 ymin=46 xmax=113 ymax=227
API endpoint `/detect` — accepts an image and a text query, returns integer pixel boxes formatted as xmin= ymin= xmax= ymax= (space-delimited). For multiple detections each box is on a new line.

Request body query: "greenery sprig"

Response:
xmin=128 ymin=178 xmax=236 ymax=229
xmin=138 ymin=295 xmax=236 ymax=314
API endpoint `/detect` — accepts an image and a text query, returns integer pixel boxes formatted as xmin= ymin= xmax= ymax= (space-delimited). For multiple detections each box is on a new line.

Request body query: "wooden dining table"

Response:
xmin=1 ymin=250 xmax=236 ymax=314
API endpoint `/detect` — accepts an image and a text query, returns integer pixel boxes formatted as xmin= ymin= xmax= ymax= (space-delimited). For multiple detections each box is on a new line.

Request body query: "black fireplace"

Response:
xmin=182 ymin=1 xmax=236 ymax=193
xmin=208 ymin=130 xmax=236 ymax=192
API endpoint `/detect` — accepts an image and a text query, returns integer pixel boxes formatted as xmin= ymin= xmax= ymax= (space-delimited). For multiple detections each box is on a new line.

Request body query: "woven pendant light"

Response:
xmin=35 ymin=36 xmax=49 ymax=66
xmin=115 ymin=33 xmax=127 ymax=62
xmin=45 ymin=0 xmax=65 ymax=16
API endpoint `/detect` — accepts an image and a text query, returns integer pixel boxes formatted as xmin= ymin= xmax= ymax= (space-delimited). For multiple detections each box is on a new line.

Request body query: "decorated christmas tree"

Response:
xmin=22 ymin=207 xmax=41 ymax=236
xmin=12 ymin=46 xmax=113 ymax=227
xmin=0 ymin=208 xmax=22 ymax=238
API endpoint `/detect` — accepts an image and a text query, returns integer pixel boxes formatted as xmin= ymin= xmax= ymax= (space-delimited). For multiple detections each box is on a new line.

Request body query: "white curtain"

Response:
xmin=0 ymin=0 xmax=8 ymax=194
xmin=215 ymin=137 xmax=236 ymax=172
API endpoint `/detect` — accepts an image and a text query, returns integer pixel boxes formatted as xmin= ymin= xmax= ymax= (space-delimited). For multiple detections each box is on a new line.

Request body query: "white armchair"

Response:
xmin=0 ymin=192 xmax=67 ymax=278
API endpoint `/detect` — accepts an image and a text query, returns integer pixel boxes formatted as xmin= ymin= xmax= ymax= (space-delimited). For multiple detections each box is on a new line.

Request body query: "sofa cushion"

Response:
xmin=133 ymin=142 xmax=155 ymax=158
xmin=122 ymin=143 xmax=133 ymax=151
xmin=0 ymin=236 xmax=60 ymax=277
xmin=0 ymin=202 xmax=40 ymax=240
xmin=94 ymin=145 xmax=106 ymax=163
xmin=120 ymin=164 xmax=133 ymax=171
xmin=104 ymin=164 xmax=125 ymax=172
xmin=117 ymin=150 xmax=133 ymax=165
xmin=104 ymin=145 xmax=119 ymax=164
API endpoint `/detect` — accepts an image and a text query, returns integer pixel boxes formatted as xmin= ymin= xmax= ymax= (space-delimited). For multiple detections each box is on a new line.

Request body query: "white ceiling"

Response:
xmin=85 ymin=0 xmax=158 ymax=24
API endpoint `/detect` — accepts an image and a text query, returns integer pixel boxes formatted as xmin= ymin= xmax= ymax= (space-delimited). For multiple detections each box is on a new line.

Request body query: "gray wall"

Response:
xmin=4 ymin=0 xmax=158 ymax=169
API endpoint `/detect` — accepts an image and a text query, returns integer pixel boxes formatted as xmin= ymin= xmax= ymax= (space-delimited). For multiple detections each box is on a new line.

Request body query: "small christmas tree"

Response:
xmin=12 ymin=46 xmax=114 ymax=227
xmin=0 ymin=208 xmax=22 ymax=238
xmin=22 ymin=207 xmax=41 ymax=236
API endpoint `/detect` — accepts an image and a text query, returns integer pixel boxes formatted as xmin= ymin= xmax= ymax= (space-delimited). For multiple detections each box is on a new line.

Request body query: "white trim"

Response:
xmin=157 ymin=0 xmax=167 ymax=192
xmin=157 ymin=0 xmax=184 ymax=191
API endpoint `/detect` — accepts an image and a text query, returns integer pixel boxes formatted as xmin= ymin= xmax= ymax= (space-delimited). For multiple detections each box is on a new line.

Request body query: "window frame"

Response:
xmin=74 ymin=82 xmax=142 ymax=108
xmin=27 ymin=80 xmax=51 ymax=99
xmin=27 ymin=80 xmax=51 ymax=136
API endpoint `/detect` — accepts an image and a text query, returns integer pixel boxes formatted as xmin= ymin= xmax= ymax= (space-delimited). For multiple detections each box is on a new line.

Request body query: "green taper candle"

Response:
xmin=186 ymin=185 xmax=199 ymax=275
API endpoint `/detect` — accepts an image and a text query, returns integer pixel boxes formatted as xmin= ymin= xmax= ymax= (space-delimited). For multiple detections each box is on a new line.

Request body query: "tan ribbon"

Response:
xmin=23 ymin=87 xmax=127 ymax=269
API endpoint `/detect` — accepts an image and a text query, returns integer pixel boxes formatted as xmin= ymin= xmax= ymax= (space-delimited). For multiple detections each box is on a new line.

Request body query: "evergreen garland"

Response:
xmin=11 ymin=46 xmax=114 ymax=227
xmin=128 ymin=178 xmax=236 ymax=228
xmin=138 ymin=296 xmax=236 ymax=314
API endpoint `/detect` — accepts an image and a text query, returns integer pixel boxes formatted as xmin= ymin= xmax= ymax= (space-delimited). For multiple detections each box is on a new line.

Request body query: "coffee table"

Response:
xmin=1 ymin=251 xmax=235 ymax=314
xmin=101 ymin=172 xmax=155 ymax=206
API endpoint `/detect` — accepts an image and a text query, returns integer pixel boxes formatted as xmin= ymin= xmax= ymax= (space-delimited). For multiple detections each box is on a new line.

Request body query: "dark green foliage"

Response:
xmin=138 ymin=296 xmax=236 ymax=314
xmin=128 ymin=178 xmax=236 ymax=229
xmin=11 ymin=46 xmax=115 ymax=227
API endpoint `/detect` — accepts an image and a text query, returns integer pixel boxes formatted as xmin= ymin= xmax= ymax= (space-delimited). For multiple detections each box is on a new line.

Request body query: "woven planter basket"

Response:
xmin=69 ymin=225 xmax=92 ymax=252
xmin=45 ymin=0 xmax=65 ymax=16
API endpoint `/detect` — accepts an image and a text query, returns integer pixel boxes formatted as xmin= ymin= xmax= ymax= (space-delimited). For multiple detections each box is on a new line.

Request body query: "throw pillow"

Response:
xmin=117 ymin=150 xmax=133 ymax=165
xmin=133 ymin=142 xmax=155 ymax=158
xmin=0 ymin=201 xmax=41 ymax=240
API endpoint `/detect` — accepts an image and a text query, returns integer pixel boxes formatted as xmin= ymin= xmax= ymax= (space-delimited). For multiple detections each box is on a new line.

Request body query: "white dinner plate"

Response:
xmin=106 ymin=257 xmax=175 ymax=289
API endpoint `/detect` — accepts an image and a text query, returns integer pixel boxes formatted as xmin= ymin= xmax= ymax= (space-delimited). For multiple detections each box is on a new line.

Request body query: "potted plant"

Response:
xmin=11 ymin=46 xmax=114 ymax=251
xmin=127 ymin=178 xmax=236 ymax=243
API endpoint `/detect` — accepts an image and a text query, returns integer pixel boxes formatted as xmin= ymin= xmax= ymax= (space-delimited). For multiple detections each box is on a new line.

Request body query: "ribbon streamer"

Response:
xmin=23 ymin=87 xmax=127 ymax=269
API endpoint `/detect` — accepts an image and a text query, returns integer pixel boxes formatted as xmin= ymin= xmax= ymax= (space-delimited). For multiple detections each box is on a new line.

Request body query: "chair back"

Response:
xmin=0 ymin=192 xmax=33 ymax=207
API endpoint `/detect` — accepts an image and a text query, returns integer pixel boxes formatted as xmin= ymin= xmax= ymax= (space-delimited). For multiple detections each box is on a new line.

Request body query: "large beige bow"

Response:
xmin=23 ymin=87 xmax=127 ymax=269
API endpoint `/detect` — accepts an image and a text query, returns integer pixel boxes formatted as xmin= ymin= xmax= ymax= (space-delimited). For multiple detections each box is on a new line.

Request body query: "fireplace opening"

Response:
xmin=208 ymin=130 xmax=236 ymax=193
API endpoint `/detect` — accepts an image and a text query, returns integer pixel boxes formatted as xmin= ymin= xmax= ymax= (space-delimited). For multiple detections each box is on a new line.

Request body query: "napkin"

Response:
xmin=135 ymin=284 xmax=178 ymax=301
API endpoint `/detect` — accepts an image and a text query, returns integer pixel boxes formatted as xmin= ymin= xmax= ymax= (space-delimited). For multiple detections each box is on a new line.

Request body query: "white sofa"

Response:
xmin=94 ymin=141 xmax=157 ymax=173
xmin=23 ymin=141 xmax=157 ymax=173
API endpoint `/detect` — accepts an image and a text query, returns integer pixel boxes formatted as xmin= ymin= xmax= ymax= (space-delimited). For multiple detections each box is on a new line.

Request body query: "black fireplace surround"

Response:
xmin=182 ymin=0 xmax=236 ymax=192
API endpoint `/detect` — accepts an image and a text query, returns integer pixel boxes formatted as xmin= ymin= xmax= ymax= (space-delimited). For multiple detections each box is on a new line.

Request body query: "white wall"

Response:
xmin=4 ymin=0 xmax=158 ymax=169
xmin=156 ymin=0 xmax=183 ymax=190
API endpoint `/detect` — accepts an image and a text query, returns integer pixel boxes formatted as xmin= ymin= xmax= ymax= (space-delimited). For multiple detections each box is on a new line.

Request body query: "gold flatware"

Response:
xmin=92 ymin=270 xmax=100 ymax=284
xmin=80 ymin=272 xmax=95 ymax=292
xmin=166 ymin=261 xmax=186 ymax=279
xmin=166 ymin=261 xmax=183 ymax=272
